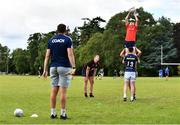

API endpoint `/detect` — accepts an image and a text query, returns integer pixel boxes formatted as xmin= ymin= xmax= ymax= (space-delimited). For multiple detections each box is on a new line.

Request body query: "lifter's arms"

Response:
xmin=135 ymin=47 xmax=142 ymax=57
xmin=67 ymin=48 xmax=76 ymax=74
xmin=122 ymin=57 xmax=125 ymax=64
xmin=120 ymin=48 xmax=126 ymax=58
xmin=42 ymin=49 xmax=51 ymax=78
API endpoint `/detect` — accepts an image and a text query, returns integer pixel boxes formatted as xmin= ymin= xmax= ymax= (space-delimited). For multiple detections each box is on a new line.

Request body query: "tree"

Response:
xmin=27 ymin=31 xmax=56 ymax=74
xmin=78 ymin=16 xmax=105 ymax=44
xmin=173 ymin=23 xmax=180 ymax=62
xmin=143 ymin=17 xmax=177 ymax=67
xmin=27 ymin=33 xmax=43 ymax=74
xmin=0 ymin=43 xmax=10 ymax=73
xmin=177 ymin=65 xmax=180 ymax=76
xmin=70 ymin=27 xmax=80 ymax=48
xmin=34 ymin=31 xmax=56 ymax=73
xmin=12 ymin=48 xmax=30 ymax=74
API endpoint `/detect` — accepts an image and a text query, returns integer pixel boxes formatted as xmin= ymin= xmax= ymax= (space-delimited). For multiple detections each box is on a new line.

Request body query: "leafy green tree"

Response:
xmin=70 ymin=27 xmax=80 ymax=48
xmin=27 ymin=33 xmax=43 ymax=74
xmin=143 ymin=17 xmax=177 ymax=67
xmin=173 ymin=23 xmax=180 ymax=62
xmin=78 ymin=32 xmax=103 ymax=64
xmin=0 ymin=44 xmax=10 ymax=73
xmin=34 ymin=31 xmax=56 ymax=73
xmin=78 ymin=16 xmax=105 ymax=44
xmin=12 ymin=48 xmax=30 ymax=74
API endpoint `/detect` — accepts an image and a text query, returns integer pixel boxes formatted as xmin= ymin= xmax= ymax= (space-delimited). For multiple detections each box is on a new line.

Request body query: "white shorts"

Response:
xmin=124 ymin=72 xmax=136 ymax=81
xmin=50 ymin=67 xmax=72 ymax=88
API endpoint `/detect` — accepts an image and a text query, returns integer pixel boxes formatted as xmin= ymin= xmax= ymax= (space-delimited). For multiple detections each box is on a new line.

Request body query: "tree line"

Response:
xmin=0 ymin=7 xmax=180 ymax=76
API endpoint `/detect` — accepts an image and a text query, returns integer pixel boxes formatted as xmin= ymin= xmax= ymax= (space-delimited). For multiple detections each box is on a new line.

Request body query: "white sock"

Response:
xmin=130 ymin=96 xmax=134 ymax=101
xmin=61 ymin=109 xmax=66 ymax=116
xmin=123 ymin=93 xmax=127 ymax=98
xmin=51 ymin=108 xmax=56 ymax=115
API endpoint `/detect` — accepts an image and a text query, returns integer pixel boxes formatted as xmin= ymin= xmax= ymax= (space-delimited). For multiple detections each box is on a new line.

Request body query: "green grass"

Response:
xmin=0 ymin=75 xmax=180 ymax=124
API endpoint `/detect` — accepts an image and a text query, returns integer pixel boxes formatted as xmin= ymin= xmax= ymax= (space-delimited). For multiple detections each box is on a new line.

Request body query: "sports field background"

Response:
xmin=0 ymin=75 xmax=180 ymax=124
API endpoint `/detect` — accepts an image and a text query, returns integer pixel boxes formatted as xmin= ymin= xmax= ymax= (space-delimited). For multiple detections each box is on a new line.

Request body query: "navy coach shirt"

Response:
xmin=47 ymin=34 xmax=73 ymax=67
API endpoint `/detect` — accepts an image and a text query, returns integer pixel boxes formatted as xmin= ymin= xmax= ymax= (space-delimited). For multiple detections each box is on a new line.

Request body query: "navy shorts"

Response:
xmin=82 ymin=69 xmax=94 ymax=77
xmin=124 ymin=41 xmax=135 ymax=48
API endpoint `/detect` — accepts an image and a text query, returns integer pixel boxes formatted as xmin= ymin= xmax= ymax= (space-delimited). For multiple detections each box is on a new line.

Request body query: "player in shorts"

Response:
xmin=42 ymin=24 xmax=76 ymax=120
xmin=82 ymin=55 xmax=100 ymax=97
xmin=165 ymin=66 xmax=170 ymax=80
xmin=122 ymin=47 xmax=139 ymax=102
xmin=120 ymin=7 xmax=141 ymax=57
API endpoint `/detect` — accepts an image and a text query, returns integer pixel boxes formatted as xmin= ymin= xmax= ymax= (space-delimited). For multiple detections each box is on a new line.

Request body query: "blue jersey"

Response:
xmin=124 ymin=54 xmax=138 ymax=72
xmin=159 ymin=69 xmax=163 ymax=76
xmin=165 ymin=67 xmax=170 ymax=74
xmin=47 ymin=34 xmax=73 ymax=67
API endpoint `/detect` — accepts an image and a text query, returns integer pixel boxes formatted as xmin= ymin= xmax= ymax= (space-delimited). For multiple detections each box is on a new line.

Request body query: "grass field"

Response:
xmin=0 ymin=75 xmax=180 ymax=124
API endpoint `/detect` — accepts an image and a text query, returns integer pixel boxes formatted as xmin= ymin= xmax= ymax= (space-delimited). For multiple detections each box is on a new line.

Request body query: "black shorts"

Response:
xmin=124 ymin=41 xmax=136 ymax=48
xmin=82 ymin=69 xmax=94 ymax=77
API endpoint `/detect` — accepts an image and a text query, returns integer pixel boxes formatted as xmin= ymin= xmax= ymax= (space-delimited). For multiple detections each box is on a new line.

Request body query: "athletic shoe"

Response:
xmin=89 ymin=93 xmax=94 ymax=97
xmin=84 ymin=93 xmax=88 ymax=97
xmin=133 ymin=94 xmax=136 ymax=100
xmin=130 ymin=99 xmax=135 ymax=102
xmin=60 ymin=114 xmax=67 ymax=120
xmin=123 ymin=97 xmax=127 ymax=101
xmin=50 ymin=114 xmax=57 ymax=119
xmin=130 ymin=98 xmax=135 ymax=102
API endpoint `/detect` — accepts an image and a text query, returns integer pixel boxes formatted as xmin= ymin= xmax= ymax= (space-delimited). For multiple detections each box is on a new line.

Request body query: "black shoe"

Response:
xmin=133 ymin=94 xmax=136 ymax=100
xmin=123 ymin=97 xmax=127 ymax=101
xmin=89 ymin=93 xmax=94 ymax=97
xmin=60 ymin=114 xmax=67 ymax=120
xmin=50 ymin=114 xmax=57 ymax=119
xmin=84 ymin=93 xmax=88 ymax=97
xmin=130 ymin=99 xmax=135 ymax=102
xmin=130 ymin=98 xmax=135 ymax=102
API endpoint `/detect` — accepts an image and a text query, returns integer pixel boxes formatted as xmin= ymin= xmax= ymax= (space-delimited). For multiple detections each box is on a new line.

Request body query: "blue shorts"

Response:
xmin=50 ymin=67 xmax=72 ymax=88
xmin=124 ymin=41 xmax=135 ymax=48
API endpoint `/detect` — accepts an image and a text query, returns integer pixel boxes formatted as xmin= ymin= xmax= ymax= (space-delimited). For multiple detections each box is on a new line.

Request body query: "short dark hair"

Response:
xmin=128 ymin=47 xmax=134 ymax=53
xmin=57 ymin=24 xmax=66 ymax=33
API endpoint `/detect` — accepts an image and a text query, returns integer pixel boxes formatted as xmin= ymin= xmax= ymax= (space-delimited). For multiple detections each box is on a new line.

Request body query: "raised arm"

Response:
xmin=125 ymin=11 xmax=131 ymax=26
xmin=134 ymin=10 xmax=138 ymax=26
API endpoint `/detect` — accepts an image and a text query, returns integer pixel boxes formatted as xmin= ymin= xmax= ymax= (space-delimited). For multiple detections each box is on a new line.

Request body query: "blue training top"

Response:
xmin=159 ymin=69 xmax=163 ymax=76
xmin=124 ymin=54 xmax=138 ymax=72
xmin=47 ymin=34 xmax=73 ymax=67
xmin=165 ymin=67 xmax=170 ymax=74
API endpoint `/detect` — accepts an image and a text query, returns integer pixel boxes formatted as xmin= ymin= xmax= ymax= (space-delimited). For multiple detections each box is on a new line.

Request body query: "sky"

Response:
xmin=0 ymin=0 xmax=180 ymax=51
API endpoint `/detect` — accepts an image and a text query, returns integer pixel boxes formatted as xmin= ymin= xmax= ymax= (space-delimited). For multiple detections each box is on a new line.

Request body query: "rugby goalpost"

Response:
xmin=161 ymin=45 xmax=180 ymax=66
